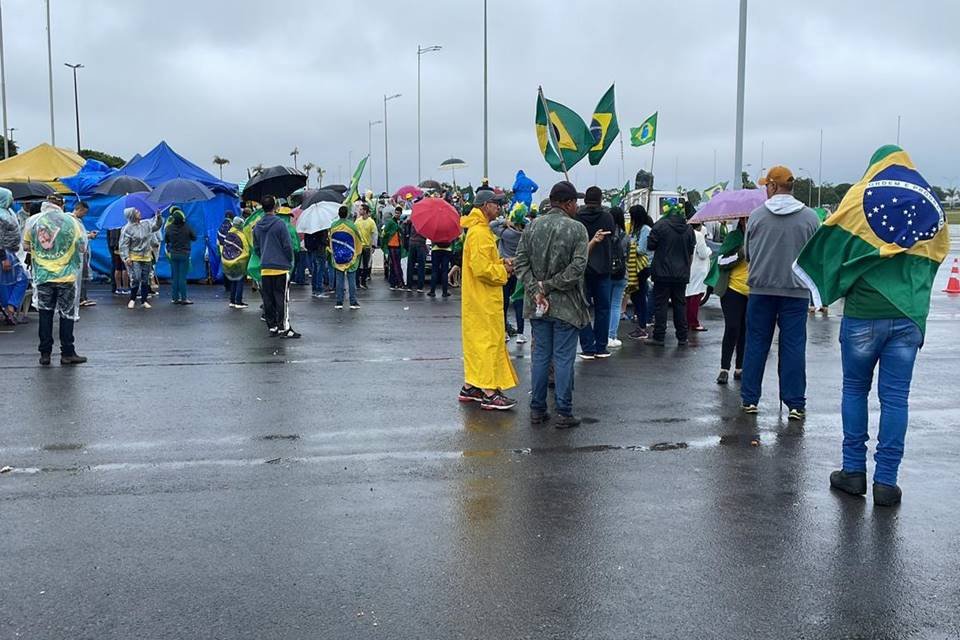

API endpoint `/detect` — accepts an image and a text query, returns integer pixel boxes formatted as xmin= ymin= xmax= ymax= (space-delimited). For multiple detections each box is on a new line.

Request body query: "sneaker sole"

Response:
xmin=481 ymin=403 xmax=517 ymax=411
xmin=458 ymin=395 xmax=483 ymax=403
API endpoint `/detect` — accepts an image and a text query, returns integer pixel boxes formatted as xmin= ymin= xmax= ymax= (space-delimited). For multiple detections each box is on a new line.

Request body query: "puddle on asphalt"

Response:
xmin=41 ymin=443 xmax=85 ymax=452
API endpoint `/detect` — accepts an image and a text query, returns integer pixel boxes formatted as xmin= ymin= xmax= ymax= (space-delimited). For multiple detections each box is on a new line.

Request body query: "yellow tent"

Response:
xmin=0 ymin=143 xmax=85 ymax=193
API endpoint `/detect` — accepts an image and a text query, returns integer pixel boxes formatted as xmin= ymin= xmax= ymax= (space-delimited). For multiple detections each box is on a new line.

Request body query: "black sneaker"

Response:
xmin=716 ymin=370 xmax=729 ymax=385
xmin=39 ymin=353 xmax=51 ymax=366
xmin=458 ymin=386 xmax=485 ymax=403
xmin=61 ymin=354 xmax=88 ymax=365
xmin=873 ymin=482 xmax=902 ymax=507
xmin=427 ymin=291 xmax=436 ymax=297
xmin=555 ymin=414 xmax=582 ymax=429
xmin=594 ymin=351 xmax=612 ymax=359
xmin=505 ymin=324 xmax=518 ymax=337
xmin=645 ymin=338 xmax=665 ymax=346
xmin=279 ymin=329 xmax=301 ymax=339
xmin=481 ymin=391 xmax=517 ymax=411
xmin=788 ymin=408 xmax=806 ymax=421
xmin=830 ymin=470 xmax=867 ymax=496
xmin=181 ymin=299 xmax=194 ymax=305
xmin=530 ymin=411 xmax=550 ymax=425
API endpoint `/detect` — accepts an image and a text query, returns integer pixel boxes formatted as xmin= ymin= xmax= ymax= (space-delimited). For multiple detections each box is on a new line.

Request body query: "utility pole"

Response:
xmin=64 ymin=63 xmax=83 ymax=153
xmin=383 ymin=93 xmax=401 ymax=194
xmin=45 ymin=0 xmax=55 ymax=145
xmin=417 ymin=44 xmax=441 ymax=183
xmin=482 ymin=0 xmax=489 ymax=179
xmin=896 ymin=115 xmax=901 ymax=145
xmin=0 ymin=0 xmax=8 ymax=159
xmin=733 ymin=0 xmax=747 ymax=189
xmin=368 ymin=119 xmax=382 ymax=193
xmin=817 ymin=128 xmax=823 ymax=207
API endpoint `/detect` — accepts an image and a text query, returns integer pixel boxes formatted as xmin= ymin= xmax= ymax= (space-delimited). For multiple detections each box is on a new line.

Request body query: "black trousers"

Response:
xmin=260 ymin=273 xmax=290 ymax=332
xmin=359 ymin=248 xmax=372 ymax=286
xmin=720 ymin=290 xmax=748 ymax=370
xmin=37 ymin=282 xmax=77 ymax=356
xmin=652 ymin=280 xmax=688 ymax=342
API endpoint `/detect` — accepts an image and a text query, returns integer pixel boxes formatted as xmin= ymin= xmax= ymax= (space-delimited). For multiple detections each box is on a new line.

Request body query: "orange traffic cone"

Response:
xmin=944 ymin=258 xmax=960 ymax=294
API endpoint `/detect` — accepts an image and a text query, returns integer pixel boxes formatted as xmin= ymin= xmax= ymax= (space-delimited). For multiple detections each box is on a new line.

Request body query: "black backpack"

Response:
xmin=610 ymin=228 xmax=628 ymax=278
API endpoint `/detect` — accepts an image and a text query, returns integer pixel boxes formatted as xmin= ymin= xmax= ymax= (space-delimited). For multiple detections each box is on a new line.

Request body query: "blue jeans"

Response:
xmin=579 ymin=273 xmax=612 ymax=354
xmin=531 ymin=317 xmax=579 ymax=416
xmin=840 ymin=317 xmax=922 ymax=486
xmin=292 ymin=250 xmax=307 ymax=284
xmin=608 ymin=277 xmax=628 ymax=339
xmin=334 ymin=269 xmax=358 ymax=305
xmin=228 ymin=278 xmax=244 ymax=305
xmin=740 ymin=294 xmax=809 ymax=409
xmin=169 ymin=254 xmax=189 ymax=301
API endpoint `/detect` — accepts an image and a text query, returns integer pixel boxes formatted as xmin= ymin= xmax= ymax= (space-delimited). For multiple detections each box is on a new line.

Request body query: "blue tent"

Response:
xmin=67 ymin=141 xmax=240 ymax=281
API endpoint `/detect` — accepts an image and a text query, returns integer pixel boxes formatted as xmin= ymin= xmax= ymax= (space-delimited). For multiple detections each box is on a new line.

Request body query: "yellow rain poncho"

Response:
xmin=460 ymin=208 xmax=518 ymax=391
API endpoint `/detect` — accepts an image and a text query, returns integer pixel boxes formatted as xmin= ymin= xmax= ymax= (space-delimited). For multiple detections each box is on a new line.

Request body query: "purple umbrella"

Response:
xmin=95 ymin=192 xmax=161 ymax=230
xmin=688 ymin=189 xmax=766 ymax=224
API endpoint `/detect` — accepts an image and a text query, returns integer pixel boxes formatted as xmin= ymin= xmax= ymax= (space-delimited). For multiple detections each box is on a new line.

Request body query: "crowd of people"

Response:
xmin=0 ymin=157 xmax=945 ymax=508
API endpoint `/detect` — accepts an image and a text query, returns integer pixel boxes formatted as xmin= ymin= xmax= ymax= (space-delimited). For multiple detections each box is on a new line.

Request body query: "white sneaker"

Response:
xmin=516 ymin=334 xmax=527 ymax=344
xmin=127 ymin=300 xmax=135 ymax=309
xmin=142 ymin=301 xmax=152 ymax=309
xmin=607 ymin=338 xmax=623 ymax=348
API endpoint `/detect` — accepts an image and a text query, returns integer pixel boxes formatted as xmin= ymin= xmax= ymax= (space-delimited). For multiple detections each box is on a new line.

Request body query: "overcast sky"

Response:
xmin=3 ymin=0 xmax=958 ymax=193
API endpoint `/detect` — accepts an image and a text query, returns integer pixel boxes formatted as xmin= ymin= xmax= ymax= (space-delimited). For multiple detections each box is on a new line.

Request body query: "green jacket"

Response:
xmin=513 ymin=207 xmax=591 ymax=329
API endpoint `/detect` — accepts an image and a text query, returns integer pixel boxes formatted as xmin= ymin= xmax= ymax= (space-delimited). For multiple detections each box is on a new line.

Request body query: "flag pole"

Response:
xmin=647 ymin=140 xmax=657 ymax=213
xmin=618 ymin=129 xmax=625 ymax=187
xmin=538 ymin=86 xmax=570 ymax=182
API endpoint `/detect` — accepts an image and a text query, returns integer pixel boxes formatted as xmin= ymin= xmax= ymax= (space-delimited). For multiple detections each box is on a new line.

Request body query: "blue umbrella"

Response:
xmin=147 ymin=178 xmax=215 ymax=205
xmin=95 ymin=192 xmax=160 ymax=230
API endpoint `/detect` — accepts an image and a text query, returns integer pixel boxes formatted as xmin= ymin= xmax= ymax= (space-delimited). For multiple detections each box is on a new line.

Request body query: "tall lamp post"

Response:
xmin=0 ymin=0 xmax=8 ymax=159
xmin=383 ymin=93 xmax=401 ymax=195
xmin=417 ymin=44 xmax=441 ymax=184
xmin=64 ymin=63 xmax=83 ymax=153
xmin=482 ymin=0 xmax=488 ymax=179
xmin=368 ymin=119 xmax=382 ymax=193
xmin=733 ymin=0 xmax=747 ymax=188
xmin=798 ymin=167 xmax=814 ymax=205
xmin=45 ymin=0 xmax=55 ymax=145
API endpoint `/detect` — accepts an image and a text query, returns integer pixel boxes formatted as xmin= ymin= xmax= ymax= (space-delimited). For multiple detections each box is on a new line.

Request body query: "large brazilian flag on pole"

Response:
xmin=794 ymin=145 xmax=949 ymax=334
xmin=535 ymin=89 xmax=593 ymax=174
xmin=588 ymin=84 xmax=619 ymax=166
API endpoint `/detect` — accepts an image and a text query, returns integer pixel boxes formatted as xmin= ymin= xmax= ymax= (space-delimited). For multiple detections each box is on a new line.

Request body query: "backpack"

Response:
xmin=610 ymin=228 xmax=628 ymax=278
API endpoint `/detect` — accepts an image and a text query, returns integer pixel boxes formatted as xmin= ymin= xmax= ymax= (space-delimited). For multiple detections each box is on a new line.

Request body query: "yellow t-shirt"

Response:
xmin=355 ymin=217 xmax=377 ymax=248
xmin=727 ymin=261 xmax=749 ymax=296
xmin=261 ymin=268 xmax=287 ymax=277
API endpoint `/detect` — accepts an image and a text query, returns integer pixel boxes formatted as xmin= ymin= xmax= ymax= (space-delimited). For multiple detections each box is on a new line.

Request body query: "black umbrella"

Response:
xmin=147 ymin=178 xmax=216 ymax=205
xmin=301 ymin=188 xmax=344 ymax=208
xmin=419 ymin=179 xmax=442 ymax=190
xmin=242 ymin=166 xmax=307 ymax=201
xmin=323 ymin=184 xmax=348 ymax=194
xmin=93 ymin=175 xmax=152 ymax=196
xmin=0 ymin=181 xmax=56 ymax=201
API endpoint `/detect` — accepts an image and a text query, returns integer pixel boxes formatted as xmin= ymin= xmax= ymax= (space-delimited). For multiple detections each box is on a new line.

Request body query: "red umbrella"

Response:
xmin=411 ymin=197 xmax=461 ymax=243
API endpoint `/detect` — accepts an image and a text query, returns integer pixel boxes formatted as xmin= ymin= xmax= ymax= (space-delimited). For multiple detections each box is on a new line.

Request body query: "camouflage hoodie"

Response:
xmin=513 ymin=207 xmax=591 ymax=329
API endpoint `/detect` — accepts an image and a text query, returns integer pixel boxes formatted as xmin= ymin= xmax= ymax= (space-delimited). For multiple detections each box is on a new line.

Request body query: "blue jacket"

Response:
xmin=253 ymin=214 xmax=293 ymax=272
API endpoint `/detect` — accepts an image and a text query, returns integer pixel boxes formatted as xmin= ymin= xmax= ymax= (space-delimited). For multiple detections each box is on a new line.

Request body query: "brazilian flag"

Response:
xmin=330 ymin=217 xmax=362 ymax=272
xmin=588 ymin=84 xmax=619 ymax=166
xmin=795 ymin=145 xmax=950 ymax=334
xmin=535 ymin=90 xmax=593 ymax=173
xmin=630 ymin=112 xmax=658 ymax=147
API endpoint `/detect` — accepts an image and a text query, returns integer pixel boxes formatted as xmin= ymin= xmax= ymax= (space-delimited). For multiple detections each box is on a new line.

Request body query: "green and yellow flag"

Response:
xmin=794 ymin=145 xmax=949 ymax=333
xmin=535 ymin=90 xmax=593 ymax=173
xmin=344 ymin=155 xmax=369 ymax=209
xmin=630 ymin=112 xmax=658 ymax=147
xmin=702 ymin=181 xmax=728 ymax=202
xmin=588 ymin=84 xmax=619 ymax=166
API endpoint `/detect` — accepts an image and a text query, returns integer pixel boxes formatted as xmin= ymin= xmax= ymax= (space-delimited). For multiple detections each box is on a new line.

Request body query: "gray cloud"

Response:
xmin=3 ymin=0 xmax=958 ymax=194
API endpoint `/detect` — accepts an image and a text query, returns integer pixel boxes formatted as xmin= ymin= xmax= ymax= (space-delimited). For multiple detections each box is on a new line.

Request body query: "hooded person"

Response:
xmin=575 ymin=186 xmax=616 ymax=358
xmin=510 ymin=170 xmax=539 ymax=210
xmin=22 ymin=196 xmax=88 ymax=365
xmin=0 ymin=187 xmax=28 ymax=325
xmin=646 ymin=201 xmax=696 ymax=346
xmin=219 ymin=216 xmax=250 ymax=308
xmin=253 ymin=195 xmax=300 ymax=338
xmin=164 ymin=206 xmax=197 ymax=305
xmin=119 ymin=206 xmax=163 ymax=309
xmin=457 ymin=189 xmax=519 ymax=410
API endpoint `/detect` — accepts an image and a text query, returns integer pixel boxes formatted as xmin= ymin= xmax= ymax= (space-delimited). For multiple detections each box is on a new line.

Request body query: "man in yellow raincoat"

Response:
xmin=458 ymin=190 xmax=519 ymax=410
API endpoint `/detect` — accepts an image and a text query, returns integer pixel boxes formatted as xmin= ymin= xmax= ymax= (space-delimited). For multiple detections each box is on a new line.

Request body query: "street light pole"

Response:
xmin=417 ymin=44 xmax=441 ymax=184
xmin=0 ymin=1 xmax=8 ymax=159
xmin=799 ymin=167 xmax=813 ymax=206
xmin=368 ymin=119 xmax=382 ymax=193
xmin=45 ymin=0 xmax=55 ymax=146
xmin=817 ymin=128 xmax=823 ymax=207
xmin=383 ymin=93 xmax=401 ymax=195
xmin=482 ymin=0 xmax=488 ymax=179
xmin=733 ymin=0 xmax=747 ymax=189
xmin=64 ymin=63 xmax=83 ymax=153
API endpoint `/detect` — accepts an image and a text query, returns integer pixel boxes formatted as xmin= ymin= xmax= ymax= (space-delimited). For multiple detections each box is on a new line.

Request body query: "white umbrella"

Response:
xmin=296 ymin=201 xmax=340 ymax=234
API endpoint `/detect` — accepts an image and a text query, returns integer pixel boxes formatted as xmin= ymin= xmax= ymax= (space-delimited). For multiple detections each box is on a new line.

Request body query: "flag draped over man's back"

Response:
xmin=794 ymin=145 xmax=949 ymax=333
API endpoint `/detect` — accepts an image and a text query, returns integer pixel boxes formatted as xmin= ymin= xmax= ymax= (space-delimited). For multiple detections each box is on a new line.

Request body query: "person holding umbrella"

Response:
xmin=119 ymin=207 xmax=163 ymax=309
xmin=164 ymin=207 xmax=197 ymax=305
xmin=253 ymin=196 xmax=300 ymax=338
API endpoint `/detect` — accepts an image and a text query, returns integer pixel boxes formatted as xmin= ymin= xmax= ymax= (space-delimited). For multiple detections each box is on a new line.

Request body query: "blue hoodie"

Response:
xmin=253 ymin=213 xmax=293 ymax=272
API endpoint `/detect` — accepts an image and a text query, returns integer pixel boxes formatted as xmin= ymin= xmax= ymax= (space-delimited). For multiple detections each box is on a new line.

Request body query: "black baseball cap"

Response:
xmin=549 ymin=181 xmax=584 ymax=202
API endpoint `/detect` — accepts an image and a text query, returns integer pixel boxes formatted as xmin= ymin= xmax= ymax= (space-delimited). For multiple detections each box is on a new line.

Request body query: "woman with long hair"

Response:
xmin=715 ymin=218 xmax=749 ymax=384
xmin=627 ymin=205 xmax=655 ymax=340
xmin=607 ymin=206 xmax=629 ymax=347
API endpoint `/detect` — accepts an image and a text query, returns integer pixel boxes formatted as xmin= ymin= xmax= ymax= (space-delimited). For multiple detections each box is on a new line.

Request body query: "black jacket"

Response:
xmin=647 ymin=214 xmax=695 ymax=284
xmin=576 ymin=204 xmax=615 ymax=276
xmin=164 ymin=220 xmax=196 ymax=257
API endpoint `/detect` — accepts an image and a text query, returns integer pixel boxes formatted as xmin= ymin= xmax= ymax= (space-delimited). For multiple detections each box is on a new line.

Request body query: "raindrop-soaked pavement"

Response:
xmin=2 ymin=259 xmax=960 ymax=639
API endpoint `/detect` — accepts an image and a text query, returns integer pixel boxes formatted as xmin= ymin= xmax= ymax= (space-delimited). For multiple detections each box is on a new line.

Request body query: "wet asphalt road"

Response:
xmin=2 ymin=260 xmax=960 ymax=639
